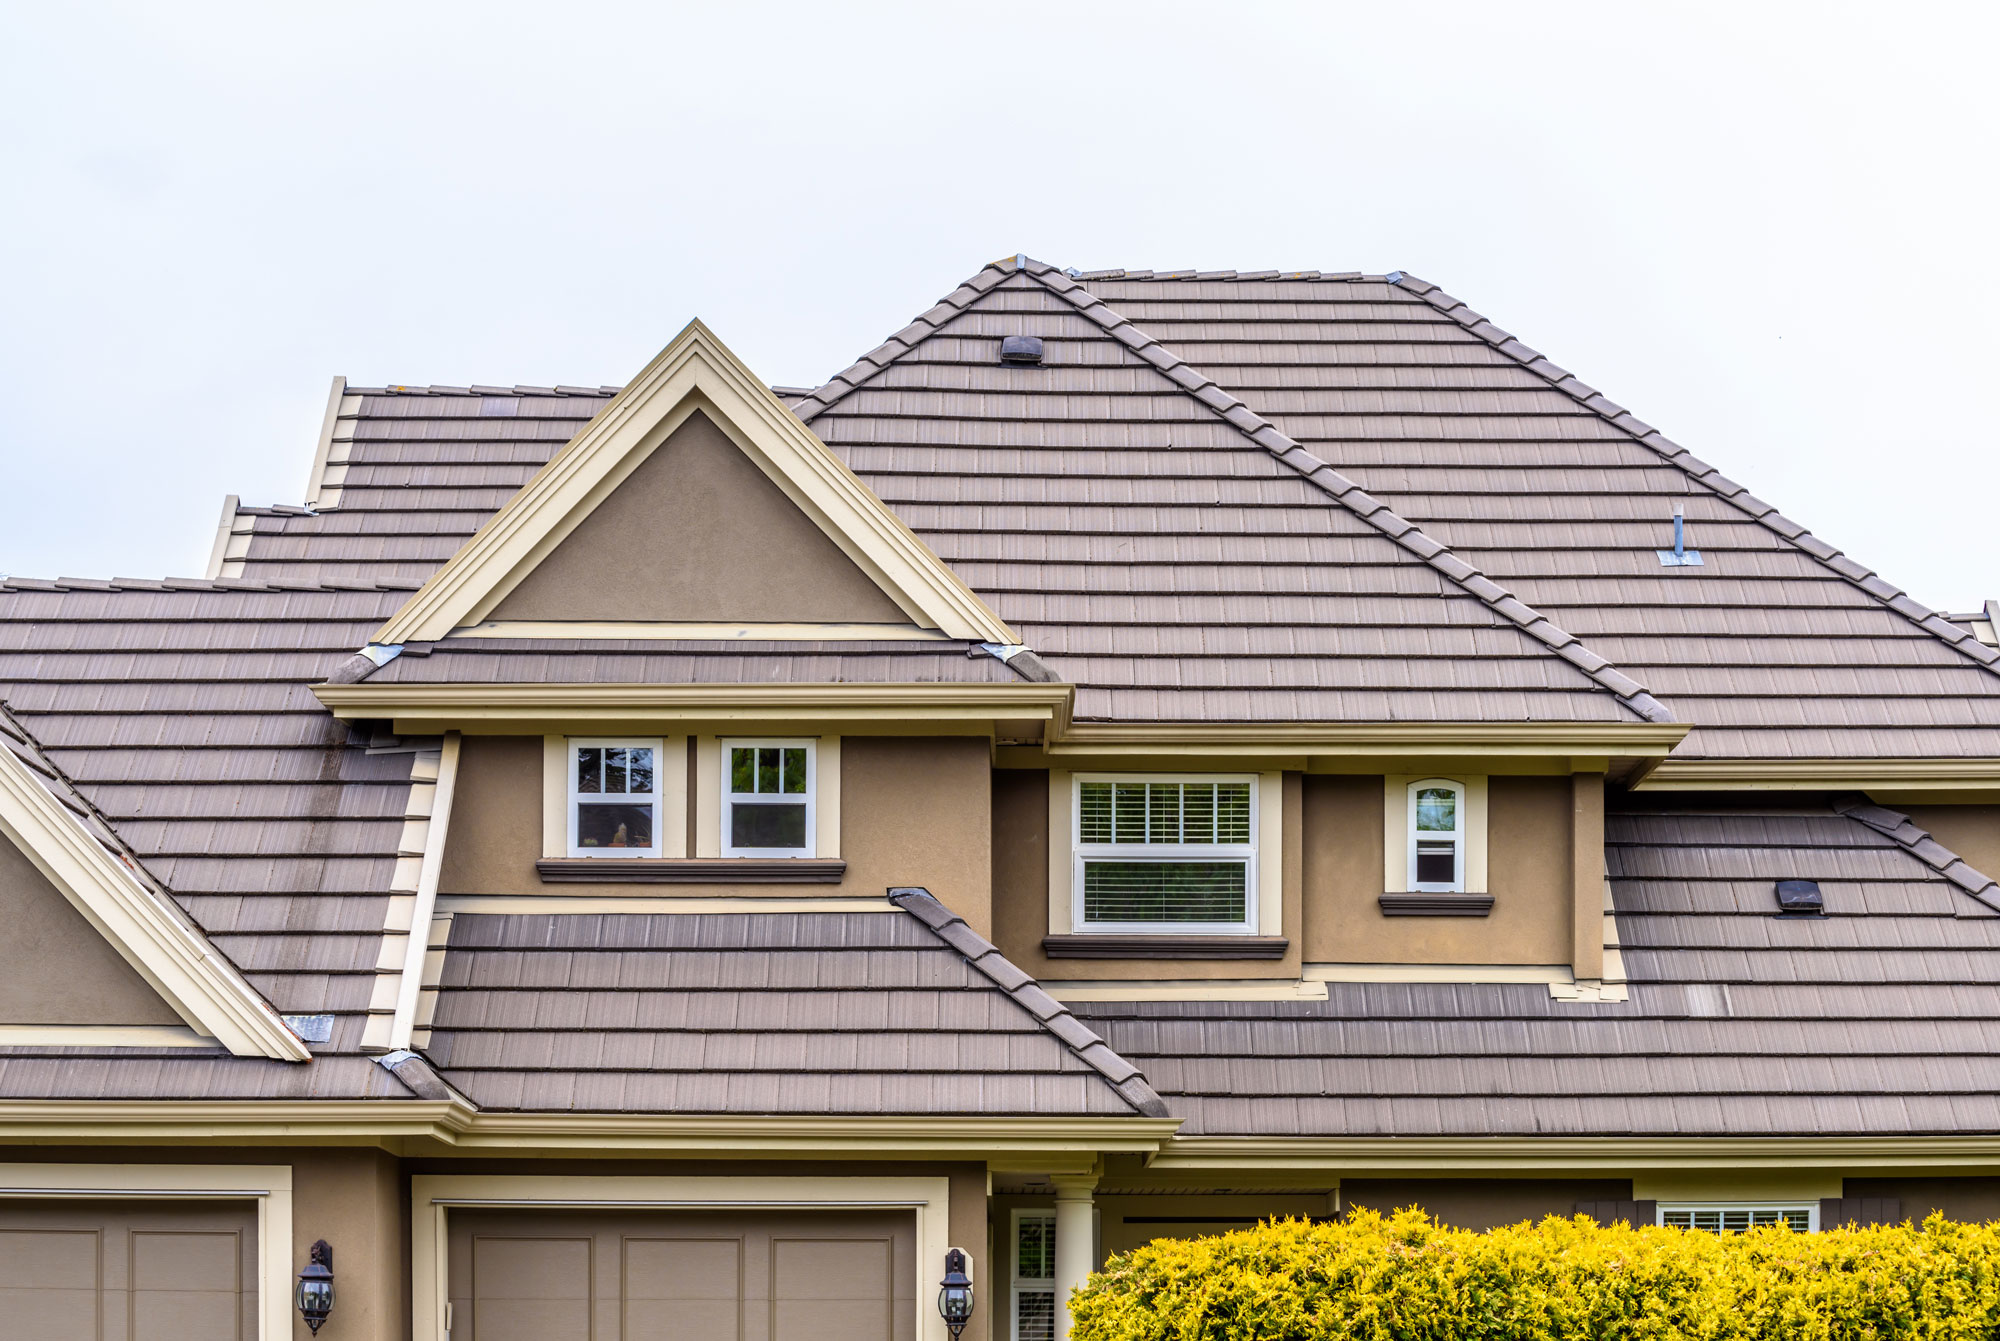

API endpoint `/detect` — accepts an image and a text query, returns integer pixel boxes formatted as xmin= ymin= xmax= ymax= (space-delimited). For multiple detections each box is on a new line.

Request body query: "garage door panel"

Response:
xmin=130 ymin=1229 xmax=244 ymax=1341
xmin=772 ymin=1237 xmax=892 ymax=1341
xmin=0 ymin=1203 xmax=255 ymax=1341
xmin=623 ymin=1236 xmax=741 ymax=1341
xmin=471 ymin=1235 xmax=594 ymax=1341
xmin=451 ymin=1208 xmax=912 ymax=1341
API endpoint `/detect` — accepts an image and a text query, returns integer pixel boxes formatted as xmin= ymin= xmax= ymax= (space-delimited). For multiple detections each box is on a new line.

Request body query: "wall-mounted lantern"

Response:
xmin=296 ymin=1239 xmax=335 ymax=1334
xmin=938 ymin=1246 xmax=975 ymax=1340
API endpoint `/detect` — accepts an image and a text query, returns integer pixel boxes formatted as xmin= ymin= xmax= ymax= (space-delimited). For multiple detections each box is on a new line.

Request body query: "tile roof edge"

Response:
xmin=1021 ymin=261 xmax=1672 ymax=725
xmin=0 ymin=577 xmax=424 ymax=595
xmin=1831 ymin=795 xmax=2000 ymax=913
xmin=790 ymin=260 xmax=1021 ymax=424
xmin=885 ymin=886 xmax=1171 ymax=1117
xmin=1389 ymin=273 xmax=2000 ymax=678
xmin=0 ymin=702 xmax=177 ymax=906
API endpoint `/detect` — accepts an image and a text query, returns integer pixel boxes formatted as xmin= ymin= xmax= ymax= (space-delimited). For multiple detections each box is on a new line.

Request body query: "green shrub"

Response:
xmin=1069 ymin=1209 xmax=2000 ymax=1341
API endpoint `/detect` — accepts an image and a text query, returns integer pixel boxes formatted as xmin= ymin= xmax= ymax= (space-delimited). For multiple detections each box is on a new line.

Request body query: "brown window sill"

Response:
xmin=1379 ymin=893 xmax=1495 ymax=917
xmin=1041 ymin=934 xmax=1290 ymax=960
xmin=536 ymin=858 xmax=847 ymax=884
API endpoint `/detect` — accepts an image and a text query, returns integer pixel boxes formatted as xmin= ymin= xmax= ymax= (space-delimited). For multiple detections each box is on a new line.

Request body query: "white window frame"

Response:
xmin=1657 ymin=1202 xmax=1818 ymax=1233
xmin=1071 ymin=773 xmax=1259 ymax=935
xmin=1407 ymin=778 xmax=1466 ymax=893
xmin=1010 ymin=1209 xmax=1056 ymax=1341
xmin=566 ymin=737 xmax=665 ymax=858
xmin=720 ymin=737 xmax=817 ymax=858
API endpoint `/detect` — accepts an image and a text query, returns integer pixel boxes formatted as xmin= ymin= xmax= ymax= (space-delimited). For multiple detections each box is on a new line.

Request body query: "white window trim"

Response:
xmin=720 ymin=737 xmax=818 ymax=858
xmin=1070 ymin=773 xmax=1260 ymax=935
xmin=566 ymin=737 xmax=667 ymax=858
xmin=1657 ymin=1201 xmax=1819 ymax=1232
xmin=1407 ymin=777 xmax=1466 ymax=893
xmin=1011 ymin=1208 xmax=1057 ymax=1341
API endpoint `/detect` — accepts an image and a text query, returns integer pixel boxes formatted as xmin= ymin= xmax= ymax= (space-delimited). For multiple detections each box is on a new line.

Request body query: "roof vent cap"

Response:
xmin=999 ymin=336 xmax=1044 ymax=366
xmin=1775 ymin=879 xmax=1824 ymax=915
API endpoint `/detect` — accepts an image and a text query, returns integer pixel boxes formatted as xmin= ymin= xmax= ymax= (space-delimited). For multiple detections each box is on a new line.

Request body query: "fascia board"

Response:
xmin=1048 ymin=722 xmax=1689 ymax=759
xmin=313 ymin=682 xmax=1073 ymax=731
xmin=371 ymin=320 xmax=1014 ymax=646
xmin=1147 ymin=1135 xmax=2000 ymax=1174
xmin=1641 ymin=759 xmax=2000 ymax=791
xmin=0 ymin=748 xmax=308 ymax=1062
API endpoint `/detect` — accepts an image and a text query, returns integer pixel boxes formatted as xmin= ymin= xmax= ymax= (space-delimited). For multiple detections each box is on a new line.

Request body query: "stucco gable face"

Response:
xmin=0 ymin=830 xmax=183 ymax=1027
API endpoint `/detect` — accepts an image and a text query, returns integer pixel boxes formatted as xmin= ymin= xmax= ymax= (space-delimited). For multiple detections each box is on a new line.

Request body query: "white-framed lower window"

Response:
xmin=1073 ymin=774 xmax=1258 ymax=933
xmin=567 ymin=738 xmax=663 ymax=857
xmin=1659 ymin=1203 xmax=1817 ymax=1233
xmin=1011 ymin=1210 xmax=1057 ymax=1341
xmin=721 ymin=738 xmax=816 ymax=857
xmin=1408 ymin=778 xmax=1465 ymax=892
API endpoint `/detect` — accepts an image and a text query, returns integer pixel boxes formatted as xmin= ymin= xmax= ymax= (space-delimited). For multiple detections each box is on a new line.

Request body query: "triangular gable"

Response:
xmin=0 ymin=716 xmax=309 ymax=1059
xmin=0 ymin=830 xmax=184 ymax=1027
xmin=372 ymin=320 xmax=1016 ymax=645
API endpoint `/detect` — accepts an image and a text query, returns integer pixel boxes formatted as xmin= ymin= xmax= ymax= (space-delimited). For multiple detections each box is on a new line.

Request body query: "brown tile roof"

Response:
xmin=0 ymin=579 xmax=424 ymax=1092
xmin=214 ymin=256 xmax=2000 ymax=755
xmin=1073 ymin=801 xmax=2000 ymax=1137
xmin=424 ymin=890 xmax=1166 ymax=1117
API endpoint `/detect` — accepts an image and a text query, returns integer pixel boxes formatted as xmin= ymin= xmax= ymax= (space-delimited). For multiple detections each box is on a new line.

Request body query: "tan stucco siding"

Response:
xmin=1844 ymin=1175 xmax=2000 ymax=1223
xmin=0 ymin=833 xmax=182 ymax=1025
xmin=439 ymin=734 xmax=992 ymax=922
xmin=1304 ymin=775 xmax=1573 ymax=966
xmin=489 ymin=409 xmax=909 ymax=625
xmin=1900 ymin=806 xmax=2000 ymax=884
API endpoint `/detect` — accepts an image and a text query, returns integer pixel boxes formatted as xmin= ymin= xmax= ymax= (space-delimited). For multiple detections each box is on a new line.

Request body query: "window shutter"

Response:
xmin=1574 ymin=1200 xmax=1655 ymax=1226
xmin=1819 ymin=1197 xmax=1901 ymax=1227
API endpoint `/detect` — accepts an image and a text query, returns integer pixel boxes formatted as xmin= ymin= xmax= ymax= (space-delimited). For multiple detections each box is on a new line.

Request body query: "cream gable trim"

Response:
xmin=371 ymin=320 xmax=1015 ymax=645
xmin=457 ymin=620 xmax=955 ymax=641
xmin=0 ymin=740 xmax=308 ymax=1061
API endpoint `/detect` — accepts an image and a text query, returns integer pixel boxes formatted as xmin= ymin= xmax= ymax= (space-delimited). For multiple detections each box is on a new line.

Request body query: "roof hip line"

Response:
xmin=1832 ymin=796 xmax=2000 ymax=913
xmin=1388 ymin=273 xmax=2000 ymax=678
xmin=988 ymin=257 xmax=1675 ymax=725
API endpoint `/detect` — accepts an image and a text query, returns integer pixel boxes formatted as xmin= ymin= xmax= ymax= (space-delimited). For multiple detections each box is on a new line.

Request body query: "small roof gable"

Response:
xmin=0 ymin=706 xmax=307 ymax=1060
xmin=372 ymin=321 xmax=1016 ymax=647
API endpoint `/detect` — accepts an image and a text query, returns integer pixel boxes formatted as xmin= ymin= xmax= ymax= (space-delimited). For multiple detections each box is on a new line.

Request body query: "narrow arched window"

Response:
xmin=1408 ymin=779 xmax=1465 ymax=893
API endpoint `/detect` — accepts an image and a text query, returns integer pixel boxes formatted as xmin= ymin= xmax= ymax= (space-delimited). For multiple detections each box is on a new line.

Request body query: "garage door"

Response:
xmin=0 ymin=1198 xmax=257 ymax=1341
xmin=447 ymin=1207 xmax=916 ymax=1341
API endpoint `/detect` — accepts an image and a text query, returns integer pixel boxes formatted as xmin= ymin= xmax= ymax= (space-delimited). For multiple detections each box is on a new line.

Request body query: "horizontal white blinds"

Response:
xmin=1078 ymin=781 xmax=1249 ymax=845
xmin=1082 ymin=861 xmax=1247 ymax=924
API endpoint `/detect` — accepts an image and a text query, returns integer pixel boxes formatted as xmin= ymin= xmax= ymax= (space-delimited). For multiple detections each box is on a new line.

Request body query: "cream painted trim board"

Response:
xmin=1643 ymin=759 xmax=2000 ymax=791
xmin=372 ymin=320 xmax=1016 ymax=645
xmin=1048 ymin=722 xmax=1687 ymax=758
xmin=302 ymin=375 xmax=353 ymax=510
xmin=362 ymin=745 xmax=442 ymax=1051
xmin=437 ymin=895 xmax=902 ymax=914
xmin=1307 ymin=962 xmax=1570 ymax=985
xmin=458 ymin=620 xmax=955 ymax=641
xmin=1047 ymin=979 xmax=1331 ymax=1002
xmin=0 ymin=732 xmax=307 ymax=1060
xmin=413 ymin=1173 xmax=955 ymax=1341
xmin=202 ymin=493 xmax=241 ymax=580
xmin=1146 ymin=1135 xmax=2000 ymax=1174
xmin=389 ymin=732 xmax=460 ymax=1050
xmin=1384 ymin=775 xmax=1487 ymax=894
xmin=0 ymin=1162 xmax=292 ymax=1341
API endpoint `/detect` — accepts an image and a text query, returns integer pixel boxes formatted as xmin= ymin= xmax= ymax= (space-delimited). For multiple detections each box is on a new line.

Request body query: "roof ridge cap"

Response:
xmin=791 ymin=260 xmax=1020 ymax=424
xmin=1832 ymin=795 xmax=2000 ymax=913
xmin=886 ymin=886 xmax=1171 ymax=1117
xmin=1389 ymin=273 xmax=2000 ymax=679
xmin=1016 ymin=264 xmax=1673 ymax=725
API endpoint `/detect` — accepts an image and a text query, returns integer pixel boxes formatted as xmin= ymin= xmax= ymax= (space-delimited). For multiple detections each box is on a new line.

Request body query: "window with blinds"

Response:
xmin=1660 ymin=1204 xmax=1815 ymax=1233
xmin=1073 ymin=776 xmax=1257 ymax=932
xmin=1011 ymin=1211 xmax=1056 ymax=1341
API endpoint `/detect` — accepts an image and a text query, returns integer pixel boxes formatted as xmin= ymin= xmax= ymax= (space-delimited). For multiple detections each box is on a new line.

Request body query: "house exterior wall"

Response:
xmin=439 ymin=734 xmax=993 ymax=930
xmin=488 ymin=409 xmax=907 ymax=625
xmin=0 ymin=832 xmax=183 ymax=1025
xmin=1340 ymin=1178 xmax=1636 ymax=1230
xmin=1899 ymin=805 xmax=2000 ymax=882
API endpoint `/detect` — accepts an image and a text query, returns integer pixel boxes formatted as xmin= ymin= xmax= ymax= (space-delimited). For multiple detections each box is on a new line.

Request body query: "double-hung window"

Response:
xmin=1408 ymin=779 xmax=1465 ymax=892
xmin=722 ymin=738 xmax=815 ymax=857
xmin=1660 ymin=1203 xmax=1816 ymax=1233
xmin=1073 ymin=774 xmax=1257 ymax=933
xmin=568 ymin=739 xmax=662 ymax=857
xmin=1010 ymin=1211 xmax=1056 ymax=1341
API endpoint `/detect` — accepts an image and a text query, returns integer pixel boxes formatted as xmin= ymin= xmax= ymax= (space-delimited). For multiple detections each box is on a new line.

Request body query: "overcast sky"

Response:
xmin=3 ymin=2 xmax=1995 ymax=610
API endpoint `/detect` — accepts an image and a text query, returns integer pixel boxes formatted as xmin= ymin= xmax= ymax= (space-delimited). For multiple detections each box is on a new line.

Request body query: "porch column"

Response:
xmin=1052 ymin=1172 xmax=1098 ymax=1341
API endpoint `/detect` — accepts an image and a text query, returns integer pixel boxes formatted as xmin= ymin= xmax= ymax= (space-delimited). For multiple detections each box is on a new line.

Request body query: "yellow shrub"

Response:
xmin=1068 ymin=1209 xmax=2000 ymax=1341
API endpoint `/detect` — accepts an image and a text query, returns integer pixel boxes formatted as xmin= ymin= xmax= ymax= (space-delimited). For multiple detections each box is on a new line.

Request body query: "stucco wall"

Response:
xmin=439 ymin=734 xmax=994 ymax=932
xmin=0 ymin=833 xmax=182 ymax=1025
xmin=1342 ymin=1178 xmax=1634 ymax=1230
xmin=489 ymin=409 xmax=907 ymax=625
